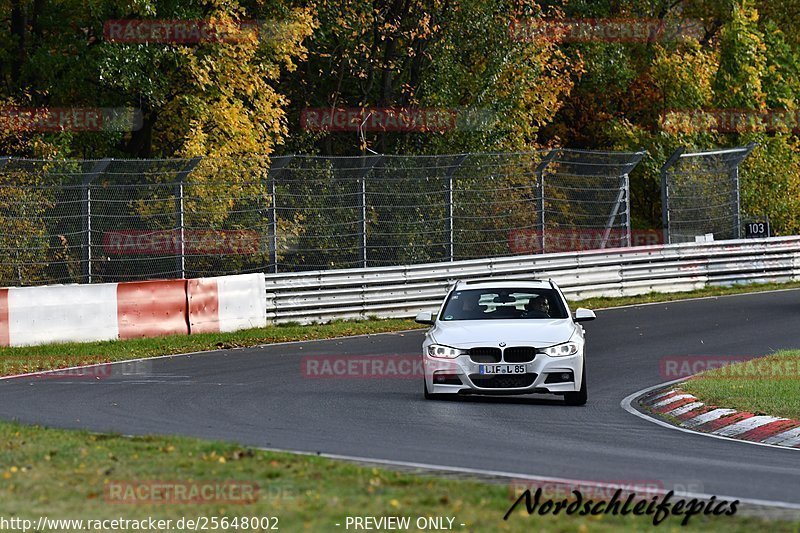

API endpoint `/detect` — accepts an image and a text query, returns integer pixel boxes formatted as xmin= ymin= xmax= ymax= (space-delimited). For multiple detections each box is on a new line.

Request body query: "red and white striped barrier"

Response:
xmin=0 ymin=273 xmax=266 ymax=347
xmin=188 ymin=274 xmax=267 ymax=333
xmin=4 ymin=284 xmax=119 ymax=346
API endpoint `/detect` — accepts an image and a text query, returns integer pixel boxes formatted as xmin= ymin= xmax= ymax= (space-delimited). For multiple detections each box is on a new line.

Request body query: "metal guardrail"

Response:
xmin=263 ymin=237 xmax=800 ymax=323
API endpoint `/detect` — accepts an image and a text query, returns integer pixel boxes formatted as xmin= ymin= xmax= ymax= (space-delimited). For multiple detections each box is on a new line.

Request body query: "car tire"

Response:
xmin=424 ymin=379 xmax=444 ymax=400
xmin=564 ymin=363 xmax=587 ymax=406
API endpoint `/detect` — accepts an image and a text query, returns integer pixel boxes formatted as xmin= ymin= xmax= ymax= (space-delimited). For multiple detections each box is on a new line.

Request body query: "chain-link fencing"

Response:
xmin=0 ymin=157 xmax=272 ymax=285
xmin=0 ymin=149 xmax=644 ymax=286
xmin=661 ymin=144 xmax=755 ymax=243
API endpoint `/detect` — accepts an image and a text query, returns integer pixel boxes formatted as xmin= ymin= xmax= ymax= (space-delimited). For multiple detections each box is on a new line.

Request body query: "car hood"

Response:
xmin=430 ymin=319 xmax=576 ymax=347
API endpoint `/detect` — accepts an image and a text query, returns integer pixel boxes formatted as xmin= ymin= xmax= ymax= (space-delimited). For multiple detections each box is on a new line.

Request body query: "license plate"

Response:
xmin=479 ymin=364 xmax=527 ymax=375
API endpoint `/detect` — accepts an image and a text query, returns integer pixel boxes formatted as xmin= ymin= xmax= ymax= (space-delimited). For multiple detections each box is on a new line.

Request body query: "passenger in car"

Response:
xmin=459 ymin=293 xmax=484 ymax=319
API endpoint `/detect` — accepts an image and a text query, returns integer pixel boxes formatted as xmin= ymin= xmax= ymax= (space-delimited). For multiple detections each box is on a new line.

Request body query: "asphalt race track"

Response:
xmin=1 ymin=290 xmax=800 ymax=506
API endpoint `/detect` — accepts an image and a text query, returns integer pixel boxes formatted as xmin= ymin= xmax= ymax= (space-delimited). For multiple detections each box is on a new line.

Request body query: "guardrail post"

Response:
xmin=174 ymin=157 xmax=202 ymax=279
xmin=661 ymin=147 xmax=685 ymax=245
xmin=446 ymin=155 xmax=468 ymax=261
xmin=535 ymin=149 xmax=559 ymax=253
xmin=82 ymin=159 xmax=112 ymax=284
xmin=267 ymin=156 xmax=294 ymax=274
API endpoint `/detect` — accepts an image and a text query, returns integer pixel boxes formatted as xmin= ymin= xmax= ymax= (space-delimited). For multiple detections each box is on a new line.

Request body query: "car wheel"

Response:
xmin=424 ymin=379 xmax=444 ymax=400
xmin=564 ymin=363 xmax=587 ymax=406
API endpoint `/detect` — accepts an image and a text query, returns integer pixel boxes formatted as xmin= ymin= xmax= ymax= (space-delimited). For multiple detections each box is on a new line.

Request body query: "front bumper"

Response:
xmin=424 ymin=351 xmax=583 ymax=395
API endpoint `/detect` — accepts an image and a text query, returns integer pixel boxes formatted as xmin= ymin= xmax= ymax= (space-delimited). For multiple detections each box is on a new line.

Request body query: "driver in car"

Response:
xmin=526 ymin=295 xmax=550 ymax=317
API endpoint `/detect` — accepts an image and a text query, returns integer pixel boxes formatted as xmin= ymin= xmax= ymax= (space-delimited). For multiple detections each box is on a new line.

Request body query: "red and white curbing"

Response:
xmin=640 ymin=388 xmax=800 ymax=448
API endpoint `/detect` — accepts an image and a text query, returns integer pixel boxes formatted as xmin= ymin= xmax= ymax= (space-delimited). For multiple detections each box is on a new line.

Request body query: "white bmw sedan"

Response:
xmin=415 ymin=280 xmax=595 ymax=405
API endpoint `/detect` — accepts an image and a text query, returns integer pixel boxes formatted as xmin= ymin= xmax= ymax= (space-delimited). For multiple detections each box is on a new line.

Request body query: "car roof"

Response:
xmin=452 ymin=280 xmax=554 ymax=291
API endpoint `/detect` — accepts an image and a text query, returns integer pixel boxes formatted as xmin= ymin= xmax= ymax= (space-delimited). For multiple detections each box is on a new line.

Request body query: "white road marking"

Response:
xmin=0 ymin=329 xmax=425 ymax=382
xmin=257 ymin=446 xmax=800 ymax=511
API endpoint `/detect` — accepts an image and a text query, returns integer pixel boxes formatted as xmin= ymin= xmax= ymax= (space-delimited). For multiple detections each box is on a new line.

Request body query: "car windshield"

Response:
xmin=439 ymin=288 xmax=568 ymax=321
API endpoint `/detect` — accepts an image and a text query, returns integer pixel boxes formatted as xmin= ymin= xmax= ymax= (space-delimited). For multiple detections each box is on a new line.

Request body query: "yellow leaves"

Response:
xmin=2 ymin=465 xmax=30 ymax=481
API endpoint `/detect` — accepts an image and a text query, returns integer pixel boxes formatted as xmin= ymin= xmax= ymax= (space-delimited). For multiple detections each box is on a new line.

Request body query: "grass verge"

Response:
xmin=0 ymin=319 xmax=418 ymax=377
xmin=2 ymin=281 xmax=799 ymax=379
xmin=572 ymin=280 xmax=800 ymax=310
xmin=0 ymin=421 xmax=795 ymax=531
xmin=681 ymin=350 xmax=800 ymax=420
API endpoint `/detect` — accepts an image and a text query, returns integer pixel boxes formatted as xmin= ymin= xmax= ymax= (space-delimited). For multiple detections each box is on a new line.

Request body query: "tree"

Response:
xmin=1 ymin=0 xmax=315 ymax=158
xmin=280 ymin=0 xmax=580 ymax=155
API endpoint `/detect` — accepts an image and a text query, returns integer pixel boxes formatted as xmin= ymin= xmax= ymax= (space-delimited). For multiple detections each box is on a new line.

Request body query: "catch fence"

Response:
xmin=0 ymin=150 xmax=643 ymax=286
xmin=661 ymin=144 xmax=756 ymax=243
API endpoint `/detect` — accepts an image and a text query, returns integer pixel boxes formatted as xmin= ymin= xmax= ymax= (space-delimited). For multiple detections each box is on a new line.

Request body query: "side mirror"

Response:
xmin=415 ymin=311 xmax=435 ymax=325
xmin=574 ymin=308 xmax=596 ymax=323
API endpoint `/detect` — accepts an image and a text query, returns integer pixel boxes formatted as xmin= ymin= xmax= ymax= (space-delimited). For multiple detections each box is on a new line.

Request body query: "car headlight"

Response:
xmin=541 ymin=342 xmax=580 ymax=357
xmin=427 ymin=344 xmax=467 ymax=359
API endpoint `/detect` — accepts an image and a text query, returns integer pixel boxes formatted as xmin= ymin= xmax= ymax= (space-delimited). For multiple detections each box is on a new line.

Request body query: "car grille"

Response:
xmin=468 ymin=373 xmax=537 ymax=389
xmin=468 ymin=347 xmax=502 ymax=364
xmin=503 ymin=347 xmax=537 ymax=363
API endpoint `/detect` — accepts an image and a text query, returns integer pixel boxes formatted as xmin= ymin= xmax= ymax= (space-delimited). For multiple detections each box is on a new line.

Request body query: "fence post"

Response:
xmin=446 ymin=155 xmax=468 ymax=261
xmin=600 ymin=187 xmax=626 ymax=249
xmin=267 ymin=156 xmax=294 ymax=274
xmin=534 ymin=150 xmax=558 ymax=253
xmin=732 ymin=165 xmax=741 ymax=239
xmin=624 ymin=173 xmax=631 ymax=246
xmin=661 ymin=147 xmax=685 ymax=245
xmin=356 ymin=155 xmax=383 ymax=268
xmin=732 ymin=142 xmax=757 ymax=240
xmin=174 ymin=157 xmax=202 ymax=279
xmin=82 ymin=159 xmax=112 ymax=284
